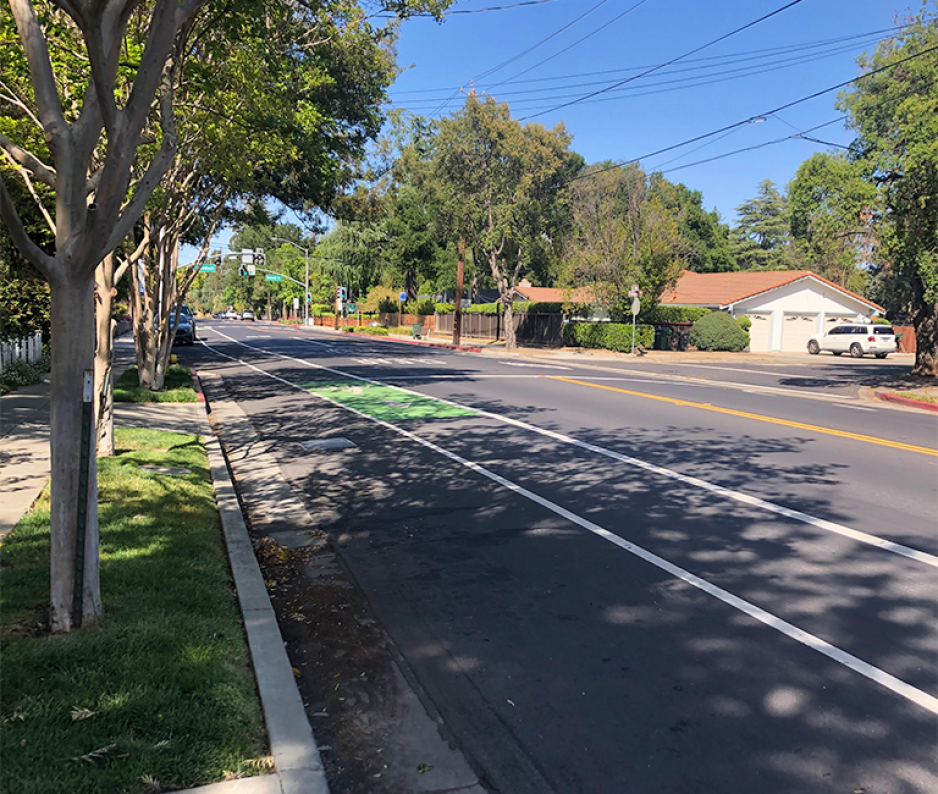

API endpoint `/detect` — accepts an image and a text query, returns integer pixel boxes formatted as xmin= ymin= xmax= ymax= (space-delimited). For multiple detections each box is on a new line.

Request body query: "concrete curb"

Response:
xmin=874 ymin=390 xmax=938 ymax=413
xmin=177 ymin=405 xmax=329 ymax=794
xmin=192 ymin=370 xmax=206 ymax=403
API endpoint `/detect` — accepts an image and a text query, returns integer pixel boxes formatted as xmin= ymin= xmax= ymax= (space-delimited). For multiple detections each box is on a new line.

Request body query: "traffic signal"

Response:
xmin=253 ymin=250 xmax=265 ymax=266
xmin=239 ymin=264 xmax=247 ymax=276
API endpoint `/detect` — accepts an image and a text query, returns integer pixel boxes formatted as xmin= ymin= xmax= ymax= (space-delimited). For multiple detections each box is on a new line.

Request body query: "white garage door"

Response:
xmin=824 ymin=314 xmax=856 ymax=329
xmin=745 ymin=313 xmax=771 ymax=351
xmin=781 ymin=314 xmax=818 ymax=352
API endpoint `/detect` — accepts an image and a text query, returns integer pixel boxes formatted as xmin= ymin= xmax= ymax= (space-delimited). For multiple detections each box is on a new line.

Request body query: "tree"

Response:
xmin=561 ymin=162 xmax=692 ymax=317
xmin=788 ymin=152 xmax=875 ymax=293
xmin=731 ymin=179 xmax=794 ymax=270
xmin=838 ymin=4 xmax=938 ymax=376
xmin=0 ymin=0 xmax=449 ymax=633
xmin=433 ymin=94 xmax=577 ymax=350
xmin=649 ymin=174 xmax=736 ymax=273
xmin=1 ymin=0 xmax=208 ymax=632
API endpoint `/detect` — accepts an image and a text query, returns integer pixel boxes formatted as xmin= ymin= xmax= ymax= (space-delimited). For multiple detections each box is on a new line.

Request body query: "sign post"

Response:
xmin=628 ymin=284 xmax=642 ymax=355
xmin=399 ymin=291 xmax=407 ymax=328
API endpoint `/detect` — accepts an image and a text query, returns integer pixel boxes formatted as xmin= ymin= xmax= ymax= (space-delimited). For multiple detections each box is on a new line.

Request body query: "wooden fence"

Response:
xmin=0 ymin=331 xmax=43 ymax=374
xmin=434 ymin=312 xmax=564 ymax=346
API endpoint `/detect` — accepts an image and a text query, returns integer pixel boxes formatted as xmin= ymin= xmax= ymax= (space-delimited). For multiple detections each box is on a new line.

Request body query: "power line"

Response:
xmin=377 ymin=0 xmax=566 ymax=18
xmin=428 ymin=0 xmax=614 ymax=117
xmin=397 ymin=34 xmax=889 ymax=109
xmin=523 ymin=0 xmax=807 ymax=119
xmin=574 ymin=43 xmax=938 ymax=182
xmin=486 ymin=0 xmax=654 ymax=92
xmin=391 ymin=27 xmax=906 ymax=96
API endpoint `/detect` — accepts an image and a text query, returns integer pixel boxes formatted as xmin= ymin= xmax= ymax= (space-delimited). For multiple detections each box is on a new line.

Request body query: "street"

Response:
xmin=186 ymin=321 xmax=937 ymax=794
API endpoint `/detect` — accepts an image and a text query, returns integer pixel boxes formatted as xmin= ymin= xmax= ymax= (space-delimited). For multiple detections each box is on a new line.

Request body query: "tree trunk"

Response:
xmin=503 ymin=291 xmax=516 ymax=351
xmin=94 ymin=253 xmax=117 ymax=457
xmin=912 ymin=298 xmax=938 ymax=377
xmin=49 ymin=273 xmax=102 ymax=632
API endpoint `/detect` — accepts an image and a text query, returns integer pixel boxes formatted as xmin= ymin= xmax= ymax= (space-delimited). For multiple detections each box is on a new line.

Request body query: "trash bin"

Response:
xmin=676 ymin=329 xmax=690 ymax=352
xmin=412 ymin=323 xmax=422 ymax=339
xmin=654 ymin=326 xmax=671 ymax=350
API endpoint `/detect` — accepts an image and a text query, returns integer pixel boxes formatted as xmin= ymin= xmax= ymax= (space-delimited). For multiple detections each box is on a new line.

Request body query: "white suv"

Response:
xmin=807 ymin=324 xmax=897 ymax=358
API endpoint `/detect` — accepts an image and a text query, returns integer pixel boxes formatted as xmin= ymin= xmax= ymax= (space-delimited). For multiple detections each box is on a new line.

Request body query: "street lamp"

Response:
xmin=271 ymin=237 xmax=309 ymax=325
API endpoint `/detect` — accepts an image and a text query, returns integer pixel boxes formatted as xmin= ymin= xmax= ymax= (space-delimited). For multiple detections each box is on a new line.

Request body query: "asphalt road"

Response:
xmin=184 ymin=321 xmax=938 ymax=794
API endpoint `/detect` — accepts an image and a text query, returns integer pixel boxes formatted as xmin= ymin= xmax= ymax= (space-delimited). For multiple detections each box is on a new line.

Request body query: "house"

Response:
xmin=661 ymin=270 xmax=884 ymax=353
xmin=513 ymin=279 xmax=593 ymax=304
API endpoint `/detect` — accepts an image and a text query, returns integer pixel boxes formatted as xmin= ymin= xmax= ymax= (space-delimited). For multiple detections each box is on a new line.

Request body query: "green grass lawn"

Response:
xmin=114 ymin=365 xmax=197 ymax=403
xmin=0 ymin=428 xmax=266 ymax=794
xmin=891 ymin=391 xmax=938 ymax=404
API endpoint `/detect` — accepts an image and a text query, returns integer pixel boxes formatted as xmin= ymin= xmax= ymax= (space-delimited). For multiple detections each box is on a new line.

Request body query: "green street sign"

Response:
xmin=264 ymin=274 xmax=282 ymax=282
xmin=197 ymin=262 xmax=216 ymax=272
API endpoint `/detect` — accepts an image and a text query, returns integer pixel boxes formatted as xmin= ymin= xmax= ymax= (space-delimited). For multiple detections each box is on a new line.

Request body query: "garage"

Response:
xmin=745 ymin=312 xmax=772 ymax=352
xmin=781 ymin=313 xmax=818 ymax=352
xmin=823 ymin=314 xmax=857 ymax=329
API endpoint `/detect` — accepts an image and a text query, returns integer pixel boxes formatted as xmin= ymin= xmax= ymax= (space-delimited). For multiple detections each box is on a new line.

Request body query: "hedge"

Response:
xmin=0 ymin=277 xmax=52 ymax=341
xmin=344 ymin=326 xmax=389 ymax=336
xmin=689 ymin=311 xmax=749 ymax=352
xmin=638 ymin=305 xmax=710 ymax=324
xmin=562 ymin=322 xmax=655 ymax=352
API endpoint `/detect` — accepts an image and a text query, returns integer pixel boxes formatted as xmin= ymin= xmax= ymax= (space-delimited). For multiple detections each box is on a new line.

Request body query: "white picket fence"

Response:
xmin=0 ymin=331 xmax=44 ymax=374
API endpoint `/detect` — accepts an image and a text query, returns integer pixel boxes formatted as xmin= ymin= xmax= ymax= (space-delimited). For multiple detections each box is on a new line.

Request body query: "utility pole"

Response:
xmin=453 ymin=235 xmax=465 ymax=347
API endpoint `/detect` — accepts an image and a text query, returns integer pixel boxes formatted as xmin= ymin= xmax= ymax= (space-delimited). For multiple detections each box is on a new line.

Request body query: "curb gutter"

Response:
xmin=177 ymin=405 xmax=329 ymax=794
xmin=875 ymin=390 xmax=938 ymax=413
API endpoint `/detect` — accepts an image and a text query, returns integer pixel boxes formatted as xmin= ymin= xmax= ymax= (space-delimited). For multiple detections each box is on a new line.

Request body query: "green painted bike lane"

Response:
xmin=300 ymin=380 xmax=475 ymax=422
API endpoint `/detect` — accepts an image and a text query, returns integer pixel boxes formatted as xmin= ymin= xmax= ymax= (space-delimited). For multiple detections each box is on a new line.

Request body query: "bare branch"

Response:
xmin=0 ymin=171 xmax=59 ymax=279
xmin=1 ymin=148 xmax=57 ymax=236
xmin=103 ymin=64 xmax=176 ymax=252
xmin=8 ymin=0 xmax=70 ymax=154
xmin=179 ymin=189 xmax=229 ymax=293
xmin=0 ymin=131 xmax=57 ymax=187
xmin=0 ymin=79 xmax=45 ymax=130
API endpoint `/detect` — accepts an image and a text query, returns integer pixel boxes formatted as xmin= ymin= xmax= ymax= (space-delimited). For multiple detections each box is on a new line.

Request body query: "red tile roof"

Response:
xmin=661 ymin=270 xmax=883 ymax=312
xmin=514 ymin=283 xmax=594 ymax=303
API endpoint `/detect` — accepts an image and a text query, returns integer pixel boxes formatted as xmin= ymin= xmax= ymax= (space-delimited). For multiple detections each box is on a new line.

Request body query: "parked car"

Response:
xmin=179 ymin=305 xmax=196 ymax=340
xmin=241 ymin=310 xmax=256 ymax=321
xmin=169 ymin=312 xmax=195 ymax=345
xmin=225 ymin=309 xmax=239 ymax=320
xmin=807 ymin=323 xmax=897 ymax=358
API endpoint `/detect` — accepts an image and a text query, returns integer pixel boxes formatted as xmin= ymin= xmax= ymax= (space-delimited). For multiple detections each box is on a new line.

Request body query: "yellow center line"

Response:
xmin=550 ymin=376 xmax=938 ymax=457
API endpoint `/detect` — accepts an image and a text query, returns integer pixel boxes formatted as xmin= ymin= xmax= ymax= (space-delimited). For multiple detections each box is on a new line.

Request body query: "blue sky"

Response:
xmin=185 ymin=0 xmax=907 ymax=263
xmin=389 ymin=0 xmax=906 ymax=220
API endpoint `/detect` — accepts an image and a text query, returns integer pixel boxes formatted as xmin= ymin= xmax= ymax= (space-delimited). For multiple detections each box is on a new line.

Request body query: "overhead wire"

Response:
xmin=427 ymin=0 xmax=614 ymax=117
xmin=397 ymin=34 xmax=891 ymax=109
xmin=573 ymin=44 xmax=938 ymax=182
xmin=390 ymin=27 xmax=907 ymax=97
xmin=485 ymin=0 xmax=654 ymax=92
xmin=522 ymin=0 xmax=807 ymax=119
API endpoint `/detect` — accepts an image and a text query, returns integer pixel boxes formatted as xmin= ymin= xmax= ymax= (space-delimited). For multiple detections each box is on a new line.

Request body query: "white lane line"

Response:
xmin=836 ymin=404 xmax=879 ymax=412
xmin=199 ymin=337 xmax=938 ymax=717
xmin=210 ymin=328 xmax=938 ymax=570
xmin=381 ymin=374 xmax=544 ymax=380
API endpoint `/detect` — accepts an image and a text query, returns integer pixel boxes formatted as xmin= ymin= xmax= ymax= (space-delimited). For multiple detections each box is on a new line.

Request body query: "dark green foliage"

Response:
xmin=689 ymin=311 xmax=750 ymax=351
xmin=0 ymin=276 xmax=51 ymax=341
xmin=377 ymin=296 xmax=398 ymax=313
xmin=638 ymin=305 xmax=710 ymax=324
xmin=731 ymin=179 xmax=794 ymax=270
xmin=562 ymin=322 xmax=655 ymax=351
xmin=0 ymin=354 xmax=50 ymax=396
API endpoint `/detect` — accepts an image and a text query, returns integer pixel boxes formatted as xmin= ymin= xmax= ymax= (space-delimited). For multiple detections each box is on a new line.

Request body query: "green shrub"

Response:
xmin=736 ymin=315 xmax=752 ymax=331
xmin=689 ymin=311 xmax=750 ymax=351
xmin=435 ymin=302 xmax=455 ymax=314
xmin=345 ymin=326 xmax=389 ymax=336
xmin=562 ymin=322 xmax=654 ymax=352
xmin=310 ymin=303 xmax=334 ymax=317
xmin=0 ymin=354 xmax=51 ymax=396
xmin=464 ymin=302 xmax=501 ymax=315
xmin=638 ymin=305 xmax=710 ymax=324
xmin=872 ymin=316 xmax=891 ymax=325
xmin=0 ymin=277 xmax=51 ymax=341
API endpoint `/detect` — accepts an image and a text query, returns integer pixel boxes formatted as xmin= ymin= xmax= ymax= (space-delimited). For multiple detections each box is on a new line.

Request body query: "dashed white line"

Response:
xmin=199 ymin=335 xmax=938 ymax=717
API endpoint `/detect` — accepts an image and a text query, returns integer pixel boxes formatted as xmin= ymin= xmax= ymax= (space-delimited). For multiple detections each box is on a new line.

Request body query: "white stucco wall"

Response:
xmin=730 ymin=278 xmax=873 ymax=352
